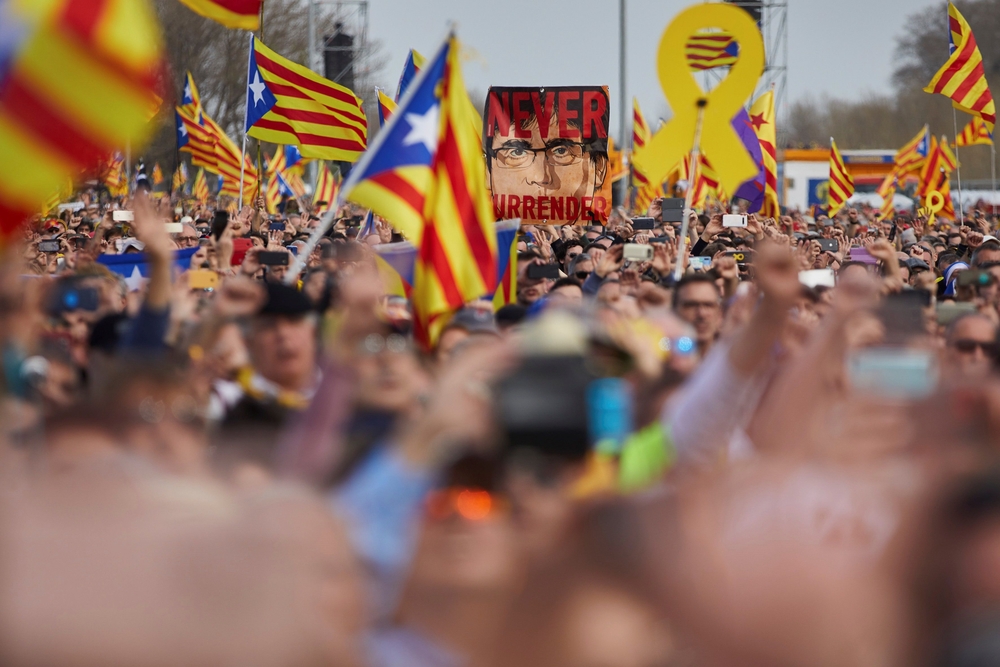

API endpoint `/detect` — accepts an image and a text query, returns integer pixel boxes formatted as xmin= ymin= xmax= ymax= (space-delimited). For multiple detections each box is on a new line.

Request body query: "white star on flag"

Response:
xmin=124 ymin=266 xmax=146 ymax=292
xmin=178 ymin=120 xmax=187 ymax=137
xmin=249 ymin=72 xmax=268 ymax=107
xmin=403 ymin=105 xmax=440 ymax=153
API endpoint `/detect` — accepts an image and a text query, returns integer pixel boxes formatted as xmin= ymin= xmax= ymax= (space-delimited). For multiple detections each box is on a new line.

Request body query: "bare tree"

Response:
xmin=784 ymin=0 xmax=1000 ymax=180
xmin=142 ymin=0 xmax=387 ymax=180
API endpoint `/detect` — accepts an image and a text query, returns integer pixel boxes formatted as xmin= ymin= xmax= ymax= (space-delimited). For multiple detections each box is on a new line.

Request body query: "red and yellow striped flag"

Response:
xmin=894 ymin=126 xmax=931 ymax=175
xmin=245 ymin=37 xmax=368 ymax=163
xmin=178 ymin=0 xmax=261 ymax=30
xmin=691 ymin=154 xmax=725 ymax=212
xmin=313 ymin=164 xmax=339 ymax=213
xmin=956 ymin=115 xmax=993 ymax=147
xmin=342 ymin=35 xmax=496 ymax=348
xmin=749 ymin=91 xmax=779 ymax=218
xmin=827 ymin=139 xmax=854 ymax=217
xmin=204 ymin=115 xmax=256 ymax=202
xmin=686 ymin=30 xmax=739 ymax=71
xmin=0 ymin=0 xmax=165 ymax=239
xmin=918 ymin=136 xmax=958 ymax=198
xmin=879 ymin=175 xmax=898 ymax=220
xmin=193 ymin=168 xmax=209 ymax=202
xmin=924 ymin=3 xmax=996 ymax=132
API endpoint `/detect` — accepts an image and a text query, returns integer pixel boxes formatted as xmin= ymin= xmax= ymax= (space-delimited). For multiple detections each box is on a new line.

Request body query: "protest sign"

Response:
xmin=484 ymin=86 xmax=611 ymax=225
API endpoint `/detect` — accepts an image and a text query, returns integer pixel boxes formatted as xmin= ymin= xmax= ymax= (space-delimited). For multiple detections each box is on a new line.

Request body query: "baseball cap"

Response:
xmin=258 ymin=282 xmax=313 ymax=317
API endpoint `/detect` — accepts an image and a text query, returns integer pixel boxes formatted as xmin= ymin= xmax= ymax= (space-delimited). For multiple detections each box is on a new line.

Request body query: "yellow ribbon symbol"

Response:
xmin=925 ymin=190 xmax=945 ymax=227
xmin=632 ymin=3 xmax=765 ymax=197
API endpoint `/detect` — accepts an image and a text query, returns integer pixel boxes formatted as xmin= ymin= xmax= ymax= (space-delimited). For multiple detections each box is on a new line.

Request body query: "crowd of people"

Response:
xmin=4 ymin=183 xmax=1000 ymax=667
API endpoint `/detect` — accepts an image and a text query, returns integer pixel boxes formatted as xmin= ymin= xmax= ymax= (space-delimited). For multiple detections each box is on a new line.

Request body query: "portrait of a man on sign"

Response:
xmin=484 ymin=86 xmax=611 ymax=225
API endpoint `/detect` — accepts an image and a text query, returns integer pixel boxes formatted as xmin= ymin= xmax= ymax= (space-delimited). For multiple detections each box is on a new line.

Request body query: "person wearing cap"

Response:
xmin=209 ymin=280 xmax=319 ymax=429
xmin=435 ymin=307 xmax=499 ymax=366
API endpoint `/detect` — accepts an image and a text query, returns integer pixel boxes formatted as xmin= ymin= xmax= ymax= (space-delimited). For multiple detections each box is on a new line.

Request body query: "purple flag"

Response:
xmin=731 ymin=108 xmax=765 ymax=213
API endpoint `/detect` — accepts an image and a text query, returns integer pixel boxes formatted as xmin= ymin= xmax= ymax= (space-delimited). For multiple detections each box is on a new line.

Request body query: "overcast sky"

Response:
xmin=366 ymin=0 xmax=943 ymax=139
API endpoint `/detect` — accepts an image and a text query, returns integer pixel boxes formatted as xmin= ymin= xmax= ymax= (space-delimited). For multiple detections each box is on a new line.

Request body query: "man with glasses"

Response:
xmin=672 ymin=273 xmax=724 ymax=356
xmin=174 ymin=223 xmax=201 ymax=249
xmin=945 ymin=312 xmax=998 ymax=379
xmin=485 ymin=86 xmax=609 ymax=226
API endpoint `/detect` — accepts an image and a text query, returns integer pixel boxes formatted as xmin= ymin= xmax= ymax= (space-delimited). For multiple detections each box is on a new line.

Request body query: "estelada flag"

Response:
xmin=245 ymin=36 xmax=367 ymax=163
xmin=0 ymin=0 xmax=165 ymax=238
xmin=342 ymin=33 xmax=497 ymax=348
xmin=178 ymin=0 xmax=261 ymax=31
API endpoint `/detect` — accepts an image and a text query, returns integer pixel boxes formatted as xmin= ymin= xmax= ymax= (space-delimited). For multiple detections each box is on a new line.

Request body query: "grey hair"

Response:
xmin=568 ymin=252 xmax=593 ymax=275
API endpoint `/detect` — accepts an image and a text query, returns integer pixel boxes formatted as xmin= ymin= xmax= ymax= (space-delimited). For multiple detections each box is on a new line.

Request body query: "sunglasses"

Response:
xmin=574 ymin=270 xmax=590 ymax=281
xmin=425 ymin=487 xmax=506 ymax=522
xmin=952 ymin=339 xmax=998 ymax=355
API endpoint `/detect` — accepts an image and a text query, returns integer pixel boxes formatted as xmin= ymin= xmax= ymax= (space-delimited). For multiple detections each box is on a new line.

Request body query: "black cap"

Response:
xmin=258 ymin=282 xmax=313 ymax=317
xmin=495 ymin=304 xmax=527 ymax=329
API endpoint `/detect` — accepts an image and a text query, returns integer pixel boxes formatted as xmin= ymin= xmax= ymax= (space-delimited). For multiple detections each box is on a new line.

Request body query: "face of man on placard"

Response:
xmin=485 ymin=87 xmax=610 ymax=225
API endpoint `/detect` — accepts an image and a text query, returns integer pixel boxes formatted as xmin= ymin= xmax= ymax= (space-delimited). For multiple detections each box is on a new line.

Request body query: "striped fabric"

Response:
xmin=827 ymin=139 xmax=854 ymax=217
xmin=631 ymin=98 xmax=657 ymax=213
xmin=313 ymin=164 xmax=339 ymax=213
xmin=691 ymin=154 xmax=724 ymax=212
xmin=894 ymin=126 xmax=930 ymax=174
xmin=246 ymin=37 xmax=367 ymax=163
xmin=924 ymin=3 xmax=996 ymax=132
xmin=749 ymin=91 xmax=779 ymax=217
xmin=395 ymin=49 xmax=426 ymax=102
xmin=201 ymin=113 xmax=256 ymax=202
xmin=193 ymin=168 xmax=209 ymax=202
xmin=918 ymin=136 xmax=958 ymax=197
xmin=879 ymin=175 xmax=898 ymax=220
xmin=956 ymin=116 xmax=993 ymax=146
xmin=264 ymin=151 xmax=285 ymax=214
xmin=0 ymin=0 xmax=165 ymax=237
xmin=178 ymin=0 xmax=260 ymax=30
xmin=492 ymin=219 xmax=520 ymax=310
xmin=342 ymin=34 xmax=497 ymax=349
xmin=172 ymin=162 xmax=188 ymax=193
xmin=376 ymin=88 xmax=397 ymax=127
xmin=686 ymin=30 xmax=739 ymax=71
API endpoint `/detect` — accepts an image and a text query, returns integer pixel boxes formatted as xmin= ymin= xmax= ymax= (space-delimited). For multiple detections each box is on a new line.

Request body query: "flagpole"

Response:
xmin=992 ymin=140 xmax=997 ymax=217
xmin=673 ymin=101 xmax=707 ymax=282
xmin=953 ymin=109 xmax=965 ymax=221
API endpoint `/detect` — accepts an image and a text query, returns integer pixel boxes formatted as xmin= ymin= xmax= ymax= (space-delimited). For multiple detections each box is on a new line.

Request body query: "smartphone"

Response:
xmin=623 ymin=243 xmax=653 ymax=262
xmin=50 ymin=285 xmax=99 ymax=313
xmin=650 ymin=235 xmax=672 ymax=244
xmin=586 ymin=378 xmax=633 ymax=452
xmin=38 ymin=240 xmax=61 ymax=253
xmin=849 ymin=247 xmax=878 ymax=265
xmin=269 ymin=221 xmax=286 ymax=232
xmin=495 ymin=354 xmax=592 ymax=461
xmin=725 ymin=249 xmax=753 ymax=265
xmin=817 ymin=238 xmax=838 ymax=253
xmin=188 ymin=269 xmax=218 ymax=290
xmin=526 ymin=263 xmax=560 ymax=280
xmin=631 ymin=217 xmax=655 ymax=231
xmin=958 ymin=269 xmax=992 ymax=287
xmin=723 ymin=214 xmax=748 ymax=228
xmin=799 ymin=268 xmax=836 ymax=288
xmin=258 ymin=250 xmax=289 ymax=266
xmin=847 ymin=348 xmax=938 ymax=400
xmin=113 ymin=210 xmax=134 ymax=222
xmin=661 ymin=198 xmax=685 ymax=224
xmin=689 ymin=256 xmax=712 ymax=271
xmin=164 ymin=222 xmax=184 ymax=234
